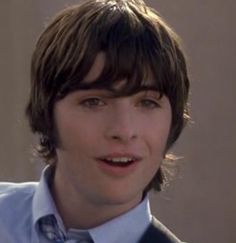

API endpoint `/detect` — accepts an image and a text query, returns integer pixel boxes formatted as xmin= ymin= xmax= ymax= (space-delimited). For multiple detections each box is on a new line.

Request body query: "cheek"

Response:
xmin=148 ymin=135 xmax=167 ymax=160
xmin=145 ymin=118 xmax=172 ymax=158
xmin=55 ymin=115 xmax=102 ymax=153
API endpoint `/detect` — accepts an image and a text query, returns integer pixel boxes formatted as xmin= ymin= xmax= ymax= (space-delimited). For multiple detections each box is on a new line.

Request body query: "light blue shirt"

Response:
xmin=0 ymin=166 xmax=152 ymax=243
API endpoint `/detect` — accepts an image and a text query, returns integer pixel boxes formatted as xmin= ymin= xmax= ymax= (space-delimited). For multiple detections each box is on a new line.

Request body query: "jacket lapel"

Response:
xmin=138 ymin=217 xmax=182 ymax=243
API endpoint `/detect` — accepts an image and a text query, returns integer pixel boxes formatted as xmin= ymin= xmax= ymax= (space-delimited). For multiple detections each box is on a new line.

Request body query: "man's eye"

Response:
xmin=80 ymin=98 xmax=105 ymax=107
xmin=140 ymin=99 xmax=160 ymax=109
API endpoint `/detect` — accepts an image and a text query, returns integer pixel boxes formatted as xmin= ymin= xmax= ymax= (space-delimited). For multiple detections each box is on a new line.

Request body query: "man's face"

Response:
xmin=53 ymin=53 xmax=172 ymax=211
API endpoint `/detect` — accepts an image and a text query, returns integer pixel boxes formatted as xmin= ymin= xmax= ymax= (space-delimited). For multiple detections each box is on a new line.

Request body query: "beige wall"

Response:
xmin=0 ymin=1 xmax=235 ymax=242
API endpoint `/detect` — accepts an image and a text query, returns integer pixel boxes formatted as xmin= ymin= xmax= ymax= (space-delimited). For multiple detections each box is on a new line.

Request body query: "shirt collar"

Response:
xmin=32 ymin=165 xmax=66 ymax=233
xmin=89 ymin=196 xmax=152 ymax=243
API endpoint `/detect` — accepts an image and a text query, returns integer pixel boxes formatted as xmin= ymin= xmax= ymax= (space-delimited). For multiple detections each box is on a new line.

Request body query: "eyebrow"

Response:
xmin=64 ymin=82 xmax=162 ymax=99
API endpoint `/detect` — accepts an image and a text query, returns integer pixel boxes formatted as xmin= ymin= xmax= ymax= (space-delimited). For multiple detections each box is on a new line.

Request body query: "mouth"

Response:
xmin=96 ymin=154 xmax=142 ymax=177
xmin=99 ymin=156 xmax=139 ymax=167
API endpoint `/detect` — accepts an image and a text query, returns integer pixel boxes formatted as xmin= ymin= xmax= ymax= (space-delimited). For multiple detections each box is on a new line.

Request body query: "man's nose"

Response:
xmin=104 ymin=107 xmax=138 ymax=143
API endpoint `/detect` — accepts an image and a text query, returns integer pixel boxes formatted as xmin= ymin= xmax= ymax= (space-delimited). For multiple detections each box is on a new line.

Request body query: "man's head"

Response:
xmin=26 ymin=0 xmax=190 ymax=192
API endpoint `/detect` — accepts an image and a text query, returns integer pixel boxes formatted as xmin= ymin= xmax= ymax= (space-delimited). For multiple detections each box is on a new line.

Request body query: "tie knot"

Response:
xmin=38 ymin=215 xmax=66 ymax=242
xmin=38 ymin=215 xmax=94 ymax=242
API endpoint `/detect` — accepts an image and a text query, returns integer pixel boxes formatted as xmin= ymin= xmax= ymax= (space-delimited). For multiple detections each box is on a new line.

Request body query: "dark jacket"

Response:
xmin=139 ymin=217 xmax=186 ymax=243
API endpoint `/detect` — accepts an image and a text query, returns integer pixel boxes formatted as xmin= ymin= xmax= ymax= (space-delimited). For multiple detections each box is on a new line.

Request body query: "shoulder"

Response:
xmin=0 ymin=181 xmax=38 ymax=201
xmin=0 ymin=182 xmax=38 ymax=242
xmin=0 ymin=181 xmax=38 ymax=219
xmin=139 ymin=217 xmax=186 ymax=243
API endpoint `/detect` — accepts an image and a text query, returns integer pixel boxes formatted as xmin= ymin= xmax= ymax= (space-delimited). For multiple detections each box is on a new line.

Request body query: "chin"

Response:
xmin=96 ymin=189 xmax=143 ymax=209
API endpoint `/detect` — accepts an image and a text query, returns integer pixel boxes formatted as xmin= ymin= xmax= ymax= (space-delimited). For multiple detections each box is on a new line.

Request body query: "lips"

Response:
xmin=98 ymin=154 xmax=141 ymax=167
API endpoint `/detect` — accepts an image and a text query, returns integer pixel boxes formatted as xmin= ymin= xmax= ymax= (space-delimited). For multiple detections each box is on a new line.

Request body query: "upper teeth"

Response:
xmin=105 ymin=157 xmax=134 ymax=163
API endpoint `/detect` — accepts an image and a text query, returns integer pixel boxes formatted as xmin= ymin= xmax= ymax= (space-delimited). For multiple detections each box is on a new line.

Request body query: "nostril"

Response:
xmin=110 ymin=134 xmax=137 ymax=142
xmin=105 ymin=119 xmax=138 ymax=142
xmin=111 ymin=135 xmax=120 ymax=140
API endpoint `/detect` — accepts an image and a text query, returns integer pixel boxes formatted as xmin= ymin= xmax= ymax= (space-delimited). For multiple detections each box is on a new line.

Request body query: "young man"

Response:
xmin=0 ymin=0 xmax=190 ymax=242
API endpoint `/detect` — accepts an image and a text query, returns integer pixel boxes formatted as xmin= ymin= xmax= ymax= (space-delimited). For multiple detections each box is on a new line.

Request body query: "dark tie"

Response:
xmin=38 ymin=215 xmax=94 ymax=242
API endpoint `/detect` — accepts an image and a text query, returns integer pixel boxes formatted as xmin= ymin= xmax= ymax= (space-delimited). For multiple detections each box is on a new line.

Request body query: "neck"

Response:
xmin=51 ymin=170 xmax=142 ymax=229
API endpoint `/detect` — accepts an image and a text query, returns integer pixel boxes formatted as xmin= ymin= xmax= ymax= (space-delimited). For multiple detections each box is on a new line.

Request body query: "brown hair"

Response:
xmin=26 ymin=0 xmax=190 ymax=191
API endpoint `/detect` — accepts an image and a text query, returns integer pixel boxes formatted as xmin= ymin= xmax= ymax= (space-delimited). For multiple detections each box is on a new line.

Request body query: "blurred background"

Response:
xmin=0 ymin=0 xmax=235 ymax=242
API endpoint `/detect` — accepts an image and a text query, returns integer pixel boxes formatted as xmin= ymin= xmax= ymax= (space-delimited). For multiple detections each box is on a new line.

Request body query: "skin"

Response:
xmin=52 ymin=53 xmax=172 ymax=229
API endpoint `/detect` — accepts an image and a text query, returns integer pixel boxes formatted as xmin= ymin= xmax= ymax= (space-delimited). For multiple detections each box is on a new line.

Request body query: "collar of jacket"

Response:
xmin=138 ymin=217 xmax=185 ymax=243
